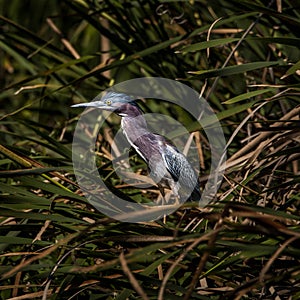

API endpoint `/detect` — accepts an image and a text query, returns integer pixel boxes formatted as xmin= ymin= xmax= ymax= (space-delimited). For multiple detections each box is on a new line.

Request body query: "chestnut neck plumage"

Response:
xmin=117 ymin=103 xmax=150 ymax=151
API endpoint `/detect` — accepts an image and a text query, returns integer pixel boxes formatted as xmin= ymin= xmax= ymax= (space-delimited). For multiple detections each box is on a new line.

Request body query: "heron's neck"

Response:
xmin=120 ymin=112 xmax=149 ymax=146
xmin=121 ymin=113 xmax=148 ymax=135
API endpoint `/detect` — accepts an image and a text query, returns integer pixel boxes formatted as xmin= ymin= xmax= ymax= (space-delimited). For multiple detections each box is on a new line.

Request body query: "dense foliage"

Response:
xmin=0 ymin=0 xmax=299 ymax=299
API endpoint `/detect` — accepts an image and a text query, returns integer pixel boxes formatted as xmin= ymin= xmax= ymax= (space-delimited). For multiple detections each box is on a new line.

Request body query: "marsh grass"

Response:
xmin=0 ymin=0 xmax=299 ymax=299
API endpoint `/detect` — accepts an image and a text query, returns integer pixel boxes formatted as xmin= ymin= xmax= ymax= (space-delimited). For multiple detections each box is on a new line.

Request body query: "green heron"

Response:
xmin=72 ymin=91 xmax=200 ymax=203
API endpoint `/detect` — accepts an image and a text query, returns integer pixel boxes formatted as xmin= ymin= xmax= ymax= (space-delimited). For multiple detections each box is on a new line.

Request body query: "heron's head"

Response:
xmin=72 ymin=91 xmax=141 ymax=117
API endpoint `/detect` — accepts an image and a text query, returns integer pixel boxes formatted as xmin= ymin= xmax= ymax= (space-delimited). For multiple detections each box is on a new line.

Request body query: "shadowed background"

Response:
xmin=0 ymin=0 xmax=299 ymax=299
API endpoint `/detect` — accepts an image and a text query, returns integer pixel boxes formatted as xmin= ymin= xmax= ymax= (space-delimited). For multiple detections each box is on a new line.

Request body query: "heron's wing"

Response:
xmin=161 ymin=142 xmax=197 ymax=185
xmin=161 ymin=143 xmax=183 ymax=181
xmin=162 ymin=142 xmax=201 ymax=200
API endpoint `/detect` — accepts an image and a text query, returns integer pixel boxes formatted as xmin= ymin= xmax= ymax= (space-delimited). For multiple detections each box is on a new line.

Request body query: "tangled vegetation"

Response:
xmin=0 ymin=0 xmax=299 ymax=299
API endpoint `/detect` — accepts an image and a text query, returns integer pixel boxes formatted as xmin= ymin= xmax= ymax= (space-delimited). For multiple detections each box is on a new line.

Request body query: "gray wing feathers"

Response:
xmin=162 ymin=143 xmax=199 ymax=191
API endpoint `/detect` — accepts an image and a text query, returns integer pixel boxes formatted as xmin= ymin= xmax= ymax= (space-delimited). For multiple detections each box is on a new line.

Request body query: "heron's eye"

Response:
xmin=106 ymin=99 xmax=112 ymax=106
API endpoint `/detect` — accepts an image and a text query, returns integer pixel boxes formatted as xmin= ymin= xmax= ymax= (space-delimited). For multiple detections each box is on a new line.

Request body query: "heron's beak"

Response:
xmin=71 ymin=100 xmax=115 ymax=111
xmin=71 ymin=101 xmax=100 ymax=108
